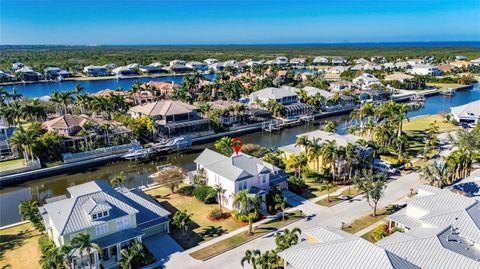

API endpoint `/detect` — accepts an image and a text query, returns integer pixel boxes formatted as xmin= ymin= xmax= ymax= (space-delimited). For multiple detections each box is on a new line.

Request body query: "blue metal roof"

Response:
xmin=92 ymin=228 xmax=144 ymax=248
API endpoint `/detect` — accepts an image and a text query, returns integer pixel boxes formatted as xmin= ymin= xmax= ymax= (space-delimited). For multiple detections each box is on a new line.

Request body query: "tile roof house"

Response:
xmin=450 ymin=100 xmax=480 ymax=124
xmin=142 ymin=81 xmax=177 ymax=96
xmin=279 ymin=227 xmax=419 ymax=269
xmin=42 ymin=114 xmax=115 ymax=136
xmin=381 ymin=185 xmax=480 ymax=268
xmin=249 ymin=87 xmax=298 ymax=105
xmin=128 ymin=101 xmax=212 ymax=137
xmin=313 ymin=56 xmax=329 ymax=65
xmin=194 ymin=149 xmax=288 ymax=211
xmin=40 ymin=180 xmax=170 ymax=269
xmin=83 ymin=65 xmax=109 ymax=77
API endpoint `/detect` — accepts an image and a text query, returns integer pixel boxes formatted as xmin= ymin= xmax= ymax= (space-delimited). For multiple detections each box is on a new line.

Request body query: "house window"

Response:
xmin=103 ymin=211 xmax=108 ymax=217
xmin=96 ymin=224 xmax=109 ymax=236
xmin=238 ymin=180 xmax=247 ymax=191
xmin=92 ymin=214 xmax=97 ymax=220
xmin=116 ymin=217 xmax=131 ymax=231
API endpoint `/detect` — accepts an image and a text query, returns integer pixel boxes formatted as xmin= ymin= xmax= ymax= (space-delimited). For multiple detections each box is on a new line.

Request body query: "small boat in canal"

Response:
xmin=148 ymin=164 xmax=179 ymax=178
xmin=121 ymin=148 xmax=154 ymax=160
xmin=410 ymin=94 xmax=426 ymax=102
xmin=440 ymin=88 xmax=456 ymax=96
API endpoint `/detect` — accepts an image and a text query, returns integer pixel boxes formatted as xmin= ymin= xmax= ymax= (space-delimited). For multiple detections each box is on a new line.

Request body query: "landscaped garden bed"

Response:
xmin=146 ymin=185 xmax=243 ymax=249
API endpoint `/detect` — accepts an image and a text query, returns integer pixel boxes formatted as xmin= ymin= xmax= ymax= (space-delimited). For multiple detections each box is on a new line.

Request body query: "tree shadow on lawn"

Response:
xmin=406 ymin=130 xmax=426 ymax=156
xmin=0 ymin=230 xmax=31 ymax=259
xmin=198 ymin=226 xmax=227 ymax=240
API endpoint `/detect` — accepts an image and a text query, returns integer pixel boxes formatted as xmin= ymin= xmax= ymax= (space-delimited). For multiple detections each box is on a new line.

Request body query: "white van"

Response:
xmin=372 ymin=159 xmax=397 ymax=174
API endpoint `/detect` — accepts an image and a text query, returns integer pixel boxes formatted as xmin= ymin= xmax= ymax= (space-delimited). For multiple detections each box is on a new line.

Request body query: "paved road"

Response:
xmin=163 ymin=171 xmax=423 ymax=269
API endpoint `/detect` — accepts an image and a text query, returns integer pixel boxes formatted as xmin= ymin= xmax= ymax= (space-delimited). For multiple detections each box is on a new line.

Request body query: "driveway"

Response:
xmin=282 ymin=190 xmax=307 ymax=207
xmin=142 ymin=233 xmax=183 ymax=268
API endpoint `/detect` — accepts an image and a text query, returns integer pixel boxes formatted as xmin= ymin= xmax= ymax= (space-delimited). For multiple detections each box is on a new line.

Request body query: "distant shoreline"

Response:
xmin=1 ymin=41 xmax=480 ymax=48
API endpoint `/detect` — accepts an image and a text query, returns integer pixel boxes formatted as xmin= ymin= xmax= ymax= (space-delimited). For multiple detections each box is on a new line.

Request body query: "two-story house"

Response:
xmin=194 ymin=149 xmax=288 ymax=211
xmin=40 ymin=180 xmax=170 ymax=269
xmin=128 ymin=100 xmax=212 ymax=137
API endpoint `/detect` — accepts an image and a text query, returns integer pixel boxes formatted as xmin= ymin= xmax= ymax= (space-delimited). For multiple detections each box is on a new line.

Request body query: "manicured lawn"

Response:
xmin=342 ymin=208 xmax=389 ymax=234
xmin=403 ymin=114 xmax=458 ymax=133
xmin=146 ymin=185 xmax=243 ymax=249
xmin=426 ymin=82 xmax=464 ymax=89
xmin=315 ymin=186 xmax=362 ymax=207
xmin=360 ymin=229 xmax=378 ymax=243
xmin=0 ymin=222 xmax=41 ymax=269
xmin=189 ymin=210 xmax=303 ymax=261
xmin=0 ymin=159 xmax=26 ymax=171
xmin=300 ymin=180 xmax=338 ymax=199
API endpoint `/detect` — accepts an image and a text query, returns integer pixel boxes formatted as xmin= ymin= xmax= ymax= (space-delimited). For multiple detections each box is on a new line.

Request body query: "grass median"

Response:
xmin=189 ymin=210 xmax=303 ymax=261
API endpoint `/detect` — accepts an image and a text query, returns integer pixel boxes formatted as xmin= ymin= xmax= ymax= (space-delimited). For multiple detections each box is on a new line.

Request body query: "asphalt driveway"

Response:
xmin=142 ymin=233 xmax=183 ymax=268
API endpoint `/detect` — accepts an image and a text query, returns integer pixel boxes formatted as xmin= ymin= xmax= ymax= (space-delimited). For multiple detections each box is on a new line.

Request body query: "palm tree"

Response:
xmin=344 ymin=143 xmax=358 ymax=184
xmin=110 ymin=172 xmax=127 ymax=188
xmin=118 ymin=241 xmax=144 ymax=269
xmin=394 ymin=134 xmax=409 ymax=162
xmin=234 ymin=191 xmax=248 ymax=214
xmin=213 ymin=184 xmax=226 ymax=214
xmin=9 ymin=126 xmax=34 ymax=161
xmin=395 ymin=103 xmax=409 ymax=137
xmin=130 ymin=80 xmax=142 ymax=104
xmin=275 ymin=227 xmax=301 ymax=251
xmin=241 ymin=249 xmax=260 ymax=269
xmin=172 ymin=210 xmax=192 ymax=236
xmin=295 ymin=135 xmax=310 ymax=157
xmin=70 ymin=233 xmax=102 ymax=269
xmin=75 ymin=94 xmax=91 ymax=114
xmin=274 ymin=194 xmax=287 ymax=221
xmin=73 ymin=83 xmax=84 ymax=94
xmin=214 ymin=136 xmax=234 ymax=156
xmin=321 ymin=139 xmax=338 ymax=181
xmin=321 ymin=180 xmax=335 ymax=202
xmin=324 ymin=120 xmax=337 ymax=133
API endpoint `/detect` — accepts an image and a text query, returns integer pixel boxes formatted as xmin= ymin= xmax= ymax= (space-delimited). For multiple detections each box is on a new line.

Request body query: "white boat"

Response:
xmin=121 ymin=148 xmax=152 ymax=160
xmin=440 ymin=88 xmax=456 ymax=96
xmin=148 ymin=164 xmax=178 ymax=178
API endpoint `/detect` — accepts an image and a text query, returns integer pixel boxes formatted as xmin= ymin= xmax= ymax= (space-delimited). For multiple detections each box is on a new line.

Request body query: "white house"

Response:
xmin=330 ymin=80 xmax=355 ymax=92
xmin=407 ymin=58 xmax=424 ymax=66
xmin=204 ymin=58 xmax=219 ymax=65
xmin=410 ymin=64 xmax=441 ymax=76
xmin=450 ymin=100 xmax=480 ymax=124
xmin=313 ymin=56 xmax=329 ymax=65
xmin=194 ymin=149 xmax=288 ymax=211
xmin=249 ymin=87 xmax=298 ymax=105
xmin=331 ymin=57 xmax=347 ymax=65
xmin=39 ymin=180 xmax=170 ymax=269
xmin=353 ymin=73 xmax=381 ymax=89
xmin=289 ymin=58 xmax=306 ymax=66
xmin=186 ymin=61 xmax=208 ymax=71
xmin=275 ymin=56 xmax=289 ymax=66
xmin=83 ymin=65 xmax=109 ymax=77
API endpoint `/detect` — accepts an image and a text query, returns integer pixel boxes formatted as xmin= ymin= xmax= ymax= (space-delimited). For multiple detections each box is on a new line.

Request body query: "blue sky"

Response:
xmin=1 ymin=0 xmax=479 ymax=45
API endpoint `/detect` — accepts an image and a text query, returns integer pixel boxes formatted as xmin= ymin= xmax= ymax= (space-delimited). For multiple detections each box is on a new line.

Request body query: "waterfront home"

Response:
xmin=0 ymin=70 xmax=17 ymax=83
xmin=249 ymin=87 xmax=298 ymax=105
xmin=186 ymin=61 xmax=208 ymax=71
xmin=278 ymin=227 xmax=419 ymax=269
xmin=329 ymin=80 xmax=355 ymax=92
xmin=275 ymin=56 xmax=289 ymax=66
xmin=208 ymin=100 xmax=244 ymax=126
xmin=138 ymin=63 xmax=165 ymax=74
xmin=42 ymin=114 xmax=126 ymax=136
xmin=394 ymin=61 xmax=410 ymax=69
xmin=112 ymin=66 xmax=137 ymax=76
xmin=44 ymin=67 xmax=71 ymax=80
xmin=128 ymin=101 xmax=212 ymax=137
xmin=407 ymin=58 xmax=424 ymax=66
xmin=169 ymin=64 xmax=193 ymax=74
xmin=471 ymin=58 xmax=480 ymax=66
xmin=384 ymin=72 xmax=414 ymax=83
xmin=353 ymin=73 xmax=381 ymax=89
xmin=40 ymin=180 xmax=170 ymax=269
xmin=410 ymin=64 xmax=441 ymax=76
xmin=455 ymin=55 xmax=468 ymax=61
xmin=83 ymin=65 xmax=109 ymax=77
xmin=204 ymin=58 xmax=219 ymax=65
xmin=331 ymin=57 xmax=347 ymax=65
xmin=450 ymin=61 xmax=472 ymax=68
xmin=290 ymin=58 xmax=306 ymax=66
xmin=142 ymin=81 xmax=177 ymax=96
xmin=450 ymin=100 xmax=480 ymax=124
xmin=103 ymin=63 xmax=118 ymax=69
xmin=209 ymin=62 xmax=225 ymax=71
xmin=327 ymin=66 xmax=347 ymax=74
xmin=194 ymin=148 xmax=288 ymax=211
xmin=313 ymin=56 xmax=329 ymax=65
xmin=15 ymin=66 xmax=43 ymax=81
xmin=169 ymin=60 xmax=186 ymax=66
xmin=12 ymin=62 xmax=25 ymax=71
xmin=379 ymin=185 xmax=480 ymax=269
xmin=280 ymin=130 xmax=364 ymax=173
xmin=438 ymin=64 xmax=456 ymax=73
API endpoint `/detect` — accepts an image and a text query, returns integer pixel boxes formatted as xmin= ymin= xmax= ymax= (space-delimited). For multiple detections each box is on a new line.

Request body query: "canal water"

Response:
xmin=2 ymin=73 xmax=218 ymax=98
xmin=0 ymin=84 xmax=479 ymax=226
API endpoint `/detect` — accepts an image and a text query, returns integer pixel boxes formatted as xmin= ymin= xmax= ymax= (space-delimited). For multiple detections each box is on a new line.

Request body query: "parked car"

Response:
xmin=372 ymin=159 xmax=397 ymax=174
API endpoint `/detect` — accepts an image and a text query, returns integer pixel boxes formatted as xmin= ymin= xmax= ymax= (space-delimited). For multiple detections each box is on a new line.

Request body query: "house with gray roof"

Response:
xmin=40 ymin=180 xmax=170 ymax=269
xmin=382 ymin=185 xmax=480 ymax=268
xmin=450 ymin=100 xmax=480 ymax=124
xmin=279 ymin=227 xmax=419 ymax=269
xmin=194 ymin=149 xmax=288 ymax=211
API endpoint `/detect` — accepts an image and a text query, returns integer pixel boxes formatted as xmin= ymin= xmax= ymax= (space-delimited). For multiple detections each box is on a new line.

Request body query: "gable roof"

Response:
xmin=450 ymin=100 xmax=480 ymax=119
xmin=279 ymin=227 xmax=419 ymax=269
xmin=250 ymin=87 xmax=298 ymax=100
xmin=194 ymin=148 xmax=284 ymax=182
xmin=43 ymin=114 xmax=88 ymax=129
xmin=40 ymin=180 xmax=169 ymax=236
